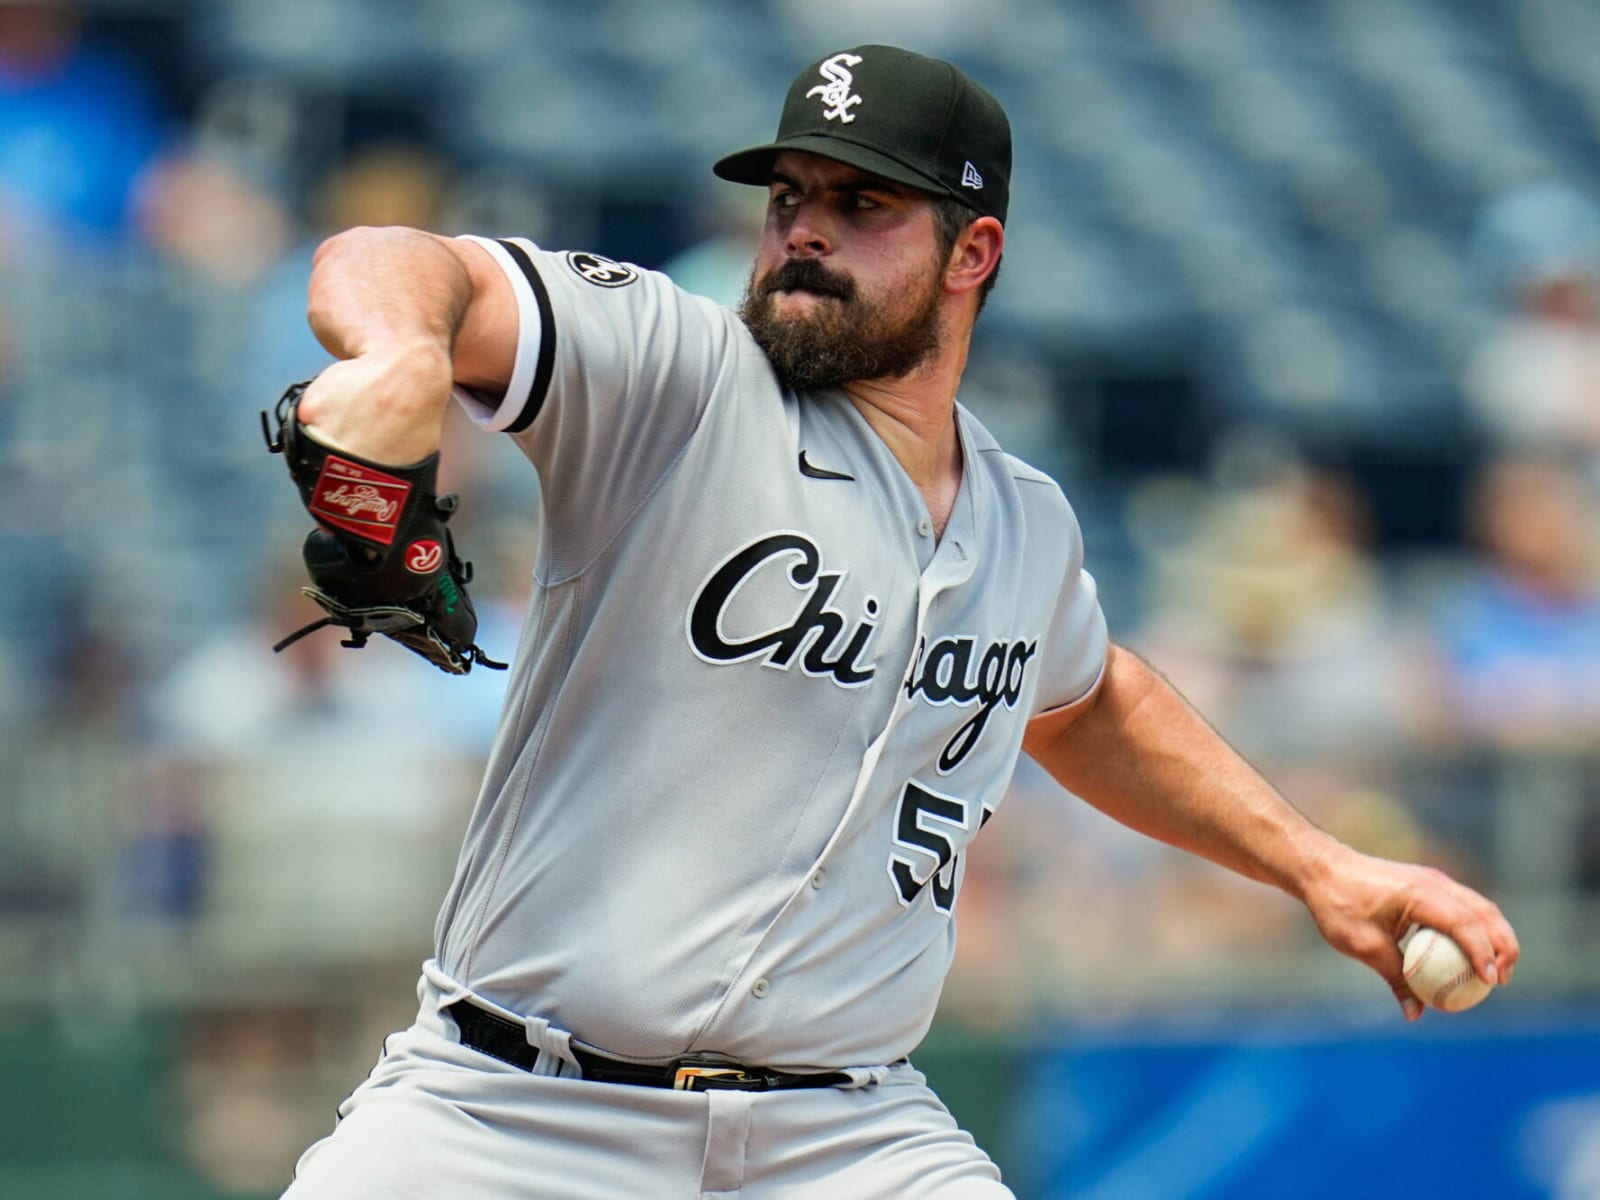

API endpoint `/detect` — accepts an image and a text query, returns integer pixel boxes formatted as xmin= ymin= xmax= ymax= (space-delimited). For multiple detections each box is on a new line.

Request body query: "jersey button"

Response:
xmin=810 ymin=869 xmax=827 ymax=889
xmin=752 ymin=978 xmax=771 ymax=999
xmin=916 ymin=517 xmax=933 ymax=538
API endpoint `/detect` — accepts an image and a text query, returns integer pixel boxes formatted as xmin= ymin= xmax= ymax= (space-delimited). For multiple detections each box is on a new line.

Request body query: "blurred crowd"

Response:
xmin=4 ymin=0 xmax=1600 ymax=1188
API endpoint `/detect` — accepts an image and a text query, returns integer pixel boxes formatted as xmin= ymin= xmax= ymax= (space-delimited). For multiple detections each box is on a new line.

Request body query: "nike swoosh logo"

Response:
xmin=798 ymin=451 xmax=854 ymax=482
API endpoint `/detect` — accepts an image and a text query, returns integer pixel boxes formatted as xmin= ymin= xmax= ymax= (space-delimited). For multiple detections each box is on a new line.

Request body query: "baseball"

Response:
xmin=1403 ymin=926 xmax=1493 ymax=1012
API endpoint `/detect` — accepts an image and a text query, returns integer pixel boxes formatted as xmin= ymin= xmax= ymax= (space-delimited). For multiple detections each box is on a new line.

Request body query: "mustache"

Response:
xmin=758 ymin=258 xmax=856 ymax=302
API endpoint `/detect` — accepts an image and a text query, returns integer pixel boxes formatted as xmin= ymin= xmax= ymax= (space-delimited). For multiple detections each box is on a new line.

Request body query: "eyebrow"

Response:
xmin=768 ymin=169 xmax=909 ymax=198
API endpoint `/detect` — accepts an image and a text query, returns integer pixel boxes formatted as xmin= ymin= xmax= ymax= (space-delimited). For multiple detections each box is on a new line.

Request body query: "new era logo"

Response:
xmin=961 ymin=161 xmax=984 ymax=190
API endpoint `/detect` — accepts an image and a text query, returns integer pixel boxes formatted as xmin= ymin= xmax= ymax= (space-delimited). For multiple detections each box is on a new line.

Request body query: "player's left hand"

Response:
xmin=1298 ymin=844 xmax=1519 ymax=1021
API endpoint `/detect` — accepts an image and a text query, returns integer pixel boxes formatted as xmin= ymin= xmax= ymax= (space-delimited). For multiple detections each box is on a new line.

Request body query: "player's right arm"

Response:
xmin=297 ymin=225 xmax=517 ymax=465
xmin=1024 ymin=644 xmax=1520 ymax=1019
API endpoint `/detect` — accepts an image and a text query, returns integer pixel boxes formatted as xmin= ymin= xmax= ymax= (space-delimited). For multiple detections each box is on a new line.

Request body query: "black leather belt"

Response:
xmin=444 ymin=999 xmax=853 ymax=1093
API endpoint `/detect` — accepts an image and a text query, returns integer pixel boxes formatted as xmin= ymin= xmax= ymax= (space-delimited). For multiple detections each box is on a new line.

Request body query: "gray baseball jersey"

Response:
xmin=434 ymin=235 xmax=1107 ymax=1073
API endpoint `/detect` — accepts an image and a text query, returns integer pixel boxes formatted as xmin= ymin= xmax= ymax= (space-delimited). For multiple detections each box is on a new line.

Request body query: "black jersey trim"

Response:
xmin=495 ymin=239 xmax=557 ymax=434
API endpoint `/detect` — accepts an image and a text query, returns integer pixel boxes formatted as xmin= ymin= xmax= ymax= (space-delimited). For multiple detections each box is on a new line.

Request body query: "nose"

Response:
xmin=783 ymin=202 xmax=831 ymax=258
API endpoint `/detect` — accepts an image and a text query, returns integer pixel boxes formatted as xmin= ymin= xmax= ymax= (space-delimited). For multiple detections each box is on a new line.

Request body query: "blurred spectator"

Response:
xmin=1127 ymin=460 xmax=1407 ymax=766
xmin=1464 ymin=184 xmax=1600 ymax=457
xmin=1422 ymin=453 xmax=1600 ymax=748
xmin=136 ymin=151 xmax=294 ymax=287
xmin=0 ymin=1 xmax=169 ymax=250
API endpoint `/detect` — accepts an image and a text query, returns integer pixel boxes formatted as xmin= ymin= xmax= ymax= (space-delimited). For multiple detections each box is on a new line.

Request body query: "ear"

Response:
xmin=944 ymin=216 xmax=1004 ymax=298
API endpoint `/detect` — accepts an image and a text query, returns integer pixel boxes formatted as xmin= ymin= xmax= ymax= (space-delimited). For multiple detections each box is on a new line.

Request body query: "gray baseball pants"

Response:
xmin=281 ymin=967 xmax=1013 ymax=1199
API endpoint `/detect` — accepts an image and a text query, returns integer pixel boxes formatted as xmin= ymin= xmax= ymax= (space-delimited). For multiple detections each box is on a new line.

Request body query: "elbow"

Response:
xmin=306 ymin=226 xmax=431 ymax=358
xmin=1022 ymin=649 xmax=1112 ymax=762
xmin=305 ymin=226 xmax=471 ymax=366
xmin=313 ymin=223 xmax=412 ymax=259
xmin=305 ymin=228 xmax=379 ymax=348
xmin=311 ymin=225 xmax=372 ymax=275
xmin=309 ymin=225 xmax=431 ymax=287
xmin=309 ymin=225 xmax=406 ymax=294
xmin=1022 ymin=642 xmax=1147 ymax=765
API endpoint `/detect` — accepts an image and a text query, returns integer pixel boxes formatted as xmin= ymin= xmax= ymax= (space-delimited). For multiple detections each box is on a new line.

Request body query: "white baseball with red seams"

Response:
xmin=1403 ymin=926 xmax=1494 ymax=1012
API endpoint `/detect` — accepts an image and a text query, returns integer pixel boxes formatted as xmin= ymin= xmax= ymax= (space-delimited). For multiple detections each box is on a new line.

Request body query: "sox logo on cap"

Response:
xmin=806 ymin=52 xmax=864 ymax=123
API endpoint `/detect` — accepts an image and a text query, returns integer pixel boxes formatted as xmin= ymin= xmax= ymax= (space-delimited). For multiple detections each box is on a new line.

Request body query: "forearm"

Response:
xmin=1027 ymin=642 xmax=1519 ymax=1017
xmin=1024 ymin=644 xmax=1337 ymax=899
xmin=298 ymin=226 xmax=473 ymax=462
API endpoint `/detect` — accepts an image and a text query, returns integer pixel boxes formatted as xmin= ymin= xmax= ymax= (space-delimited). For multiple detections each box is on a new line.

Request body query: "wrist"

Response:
xmin=358 ymin=340 xmax=455 ymax=420
xmin=297 ymin=344 xmax=455 ymax=466
xmin=1285 ymin=829 xmax=1351 ymax=905
xmin=348 ymin=334 xmax=453 ymax=371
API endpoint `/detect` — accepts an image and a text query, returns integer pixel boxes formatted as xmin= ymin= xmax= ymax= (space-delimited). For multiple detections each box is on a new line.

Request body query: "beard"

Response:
xmin=738 ymin=255 xmax=945 ymax=391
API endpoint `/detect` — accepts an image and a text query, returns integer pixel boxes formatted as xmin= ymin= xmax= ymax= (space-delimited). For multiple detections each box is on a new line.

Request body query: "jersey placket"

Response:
xmin=703 ymin=444 xmax=981 ymax=1040
xmin=799 ymin=409 xmax=982 ymax=907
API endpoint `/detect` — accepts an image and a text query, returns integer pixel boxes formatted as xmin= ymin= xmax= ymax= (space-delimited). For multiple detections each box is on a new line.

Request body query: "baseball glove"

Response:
xmin=262 ymin=380 xmax=506 ymax=675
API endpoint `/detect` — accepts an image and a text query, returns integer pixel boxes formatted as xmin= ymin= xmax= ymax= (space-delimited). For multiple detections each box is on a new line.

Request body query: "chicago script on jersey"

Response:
xmin=904 ymin=634 xmax=1038 ymax=772
xmin=688 ymin=533 xmax=878 ymax=686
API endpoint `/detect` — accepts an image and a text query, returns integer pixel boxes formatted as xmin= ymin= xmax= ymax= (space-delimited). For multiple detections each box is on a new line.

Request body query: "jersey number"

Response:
xmin=888 ymin=782 xmax=990 ymax=915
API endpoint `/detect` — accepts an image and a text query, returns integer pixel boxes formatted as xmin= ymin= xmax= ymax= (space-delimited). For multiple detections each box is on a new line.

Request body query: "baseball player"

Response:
xmin=271 ymin=45 xmax=1519 ymax=1199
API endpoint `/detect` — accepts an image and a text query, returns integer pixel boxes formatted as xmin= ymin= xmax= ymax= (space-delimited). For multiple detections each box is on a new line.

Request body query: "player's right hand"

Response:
xmin=298 ymin=341 xmax=455 ymax=466
xmin=1299 ymin=845 xmax=1519 ymax=1021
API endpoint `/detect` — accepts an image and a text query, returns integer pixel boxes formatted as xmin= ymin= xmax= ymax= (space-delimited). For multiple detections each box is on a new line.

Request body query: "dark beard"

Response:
xmin=738 ymin=257 xmax=943 ymax=391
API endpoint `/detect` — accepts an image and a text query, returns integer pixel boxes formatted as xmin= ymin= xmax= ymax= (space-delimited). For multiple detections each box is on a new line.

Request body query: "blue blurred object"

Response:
xmin=1471 ymin=182 xmax=1600 ymax=299
xmin=0 ymin=35 xmax=168 ymax=238
xmin=1011 ymin=1016 xmax=1600 ymax=1200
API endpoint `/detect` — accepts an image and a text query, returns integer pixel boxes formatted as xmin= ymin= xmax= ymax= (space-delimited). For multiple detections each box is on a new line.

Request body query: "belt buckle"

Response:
xmin=671 ymin=1056 xmax=759 ymax=1092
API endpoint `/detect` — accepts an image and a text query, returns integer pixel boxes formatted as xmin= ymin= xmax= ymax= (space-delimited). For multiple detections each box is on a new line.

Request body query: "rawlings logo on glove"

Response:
xmin=310 ymin=460 xmax=409 ymax=539
xmin=261 ymin=380 xmax=507 ymax=676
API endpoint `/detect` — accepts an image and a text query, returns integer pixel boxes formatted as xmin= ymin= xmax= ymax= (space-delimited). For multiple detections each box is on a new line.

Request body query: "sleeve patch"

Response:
xmin=566 ymin=251 xmax=639 ymax=288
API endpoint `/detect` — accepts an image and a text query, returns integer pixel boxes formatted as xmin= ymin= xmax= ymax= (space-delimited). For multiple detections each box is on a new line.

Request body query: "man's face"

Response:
xmin=738 ymin=151 xmax=950 ymax=391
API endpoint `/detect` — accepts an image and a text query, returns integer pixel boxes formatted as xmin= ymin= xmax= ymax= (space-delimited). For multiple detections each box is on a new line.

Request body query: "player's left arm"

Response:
xmin=1023 ymin=642 xmax=1521 ymax=1020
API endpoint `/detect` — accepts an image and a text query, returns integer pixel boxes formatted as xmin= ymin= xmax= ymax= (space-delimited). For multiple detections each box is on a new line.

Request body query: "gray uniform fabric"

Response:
xmin=436 ymin=236 xmax=1107 ymax=1071
xmin=285 ymin=234 xmax=1107 ymax=1200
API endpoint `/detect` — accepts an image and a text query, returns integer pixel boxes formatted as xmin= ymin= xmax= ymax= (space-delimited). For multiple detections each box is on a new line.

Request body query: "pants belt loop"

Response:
xmin=522 ymin=1013 xmax=574 ymax=1075
xmin=699 ymin=1088 xmax=753 ymax=1198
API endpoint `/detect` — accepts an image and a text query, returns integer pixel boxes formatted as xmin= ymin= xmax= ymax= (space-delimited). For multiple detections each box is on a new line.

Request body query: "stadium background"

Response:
xmin=2 ymin=0 xmax=1599 ymax=1195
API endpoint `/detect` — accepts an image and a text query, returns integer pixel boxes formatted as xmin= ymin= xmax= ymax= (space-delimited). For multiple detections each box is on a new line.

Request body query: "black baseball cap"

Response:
xmin=713 ymin=45 xmax=1012 ymax=225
